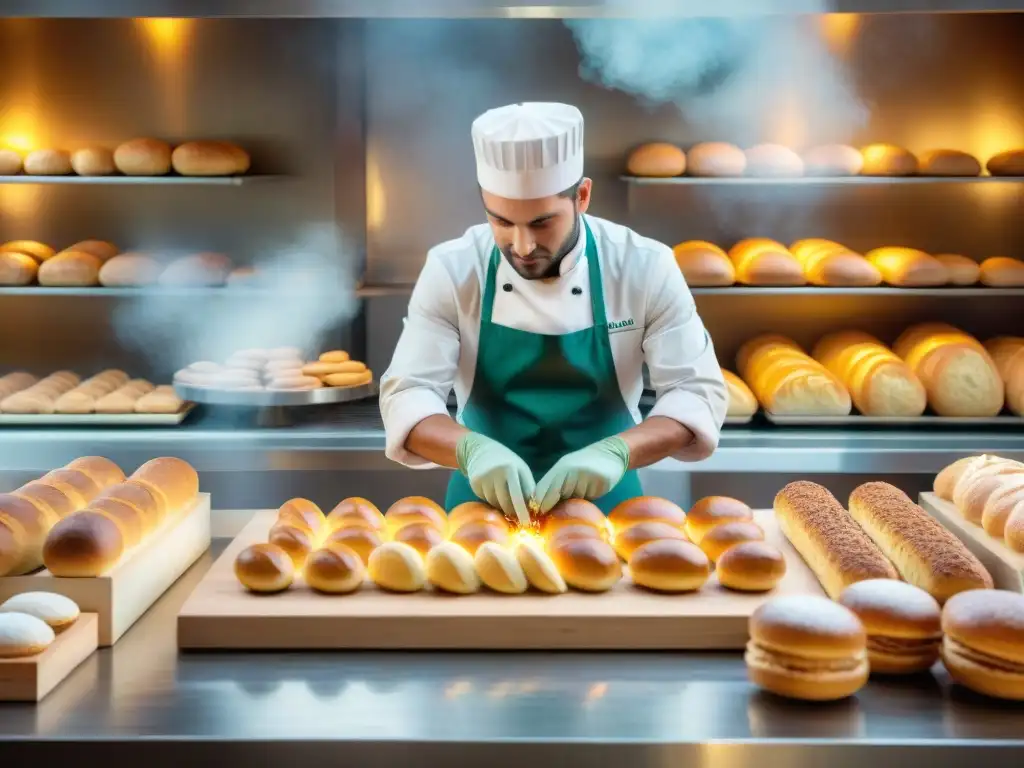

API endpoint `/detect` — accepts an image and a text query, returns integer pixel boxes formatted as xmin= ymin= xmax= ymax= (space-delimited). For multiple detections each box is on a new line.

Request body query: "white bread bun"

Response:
xmin=0 ymin=149 xmax=22 ymax=175
xmin=426 ymin=541 xmax=481 ymax=594
xmin=672 ymin=241 xmax=735 ymax=286
xmin=71 ymin=147 xmax=116 ymax=176
xmin=0 ymin=613 xmax=55 ymax=658
xmin=986 ymin=149 xmax=1024 ymax=176
xmin=0 ymin=251 xmax=38 ymax=286
xmin=860 ymin=144 xmax=918 ymax=176
xmin=625 ymin=143 xmax=685 ymax=177
xmin=687 ymin=142 xmax=746 ymax=177
xmin=629 ymin=538 xmax=710 ymax=592
xmin=744 ymin=144 xmax=804 ymax=177
xmin=474 ymin=541 xmax=528 ymax=594
xmin=23 ymin=149 xmax=72 ymax=175
xmin=114 ymin=138 xmax=172 ymax=175
xmin=866 ymin=247 xmax=949 ymax=287
xmin=788 ymin=239 xmax=882 ymax=287
xmin=172 ymin=141 xmax=250 ymax=176
xmin=802 ymin=144 xmax=863 ymax=176
xmin=37 ymin=251 xmax=102 ymax=287
xmin=99 ymin=253 xmax=163 ymax=287
xmin=43 ymin=510 xmax=125 ymax=577
xmin=304 ymin=543 xmax=365 ymax=594
xmin=515 ymin=537 xmax=567 ymax=593
xmin=728 ymin=238 xmax=806 ymax=286
xmin=158 ymin=252 xmax=232 ymax=287
xmin=979 ymin=256 xmax=1024 ymax=287
xmin=919 ymin=149 xmax=981 ymax=177
xmin=368 ymin=541 xmax=426 ymax=592
xmin=723 ymin=369 xmax=757 ymax=417
xmin=0 ymin=240 xmax=55 ymax=262
xmin=0 ymin=591 xmax=79 ymax=631
xmin=934 ymin=254 xmax=980 ymax=286
xmin=548 ymin=537 xmax=621 ymax=592
xmin=234 ymin=542 xmax=294 ymax=593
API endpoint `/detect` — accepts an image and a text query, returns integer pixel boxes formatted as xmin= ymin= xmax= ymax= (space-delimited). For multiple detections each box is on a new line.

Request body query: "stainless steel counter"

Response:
xmin=0 ymin=541 xmax=1022 ymax=767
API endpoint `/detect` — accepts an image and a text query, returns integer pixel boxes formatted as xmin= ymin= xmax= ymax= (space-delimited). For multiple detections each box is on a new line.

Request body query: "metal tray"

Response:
xmin=764 ymin=412 xmax=1023 ymax=426
xmin=0 ymin=403 xmax=195 ymax=426
xmin=174 ymin=382 xmax=377 ymax=407
xmin=724 ymin=415 xmax=754 ymax=425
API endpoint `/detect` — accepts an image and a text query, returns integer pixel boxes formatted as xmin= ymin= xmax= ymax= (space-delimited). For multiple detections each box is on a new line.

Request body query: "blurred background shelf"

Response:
xmin=0 ymin=175 xmax=277 ymax=186
xmin=621 ymin=175 xmax=1024 ymax=186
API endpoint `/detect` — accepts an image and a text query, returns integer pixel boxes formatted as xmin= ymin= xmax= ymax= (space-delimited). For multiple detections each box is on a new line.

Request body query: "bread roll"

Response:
xmin=88 ymin=499 xmax=145 ymax=548
xmin=0 ymin=592 xmax=80 ymax=631
xmin=130 ymin=456 xmax=199 ymax=516
xmin=979 ymin=256 xmax=1024 ymax=287
xmin=629 ymin=539 xmax=709 ymax=592
xmin=234 ymin=543 xmax=294 ymax=593
xmin=71 ymin=147 xmax=115 ymax=176
xmin=66 ymin=456 xmax=125 ymax=489
xmin=0 ymin=613 xmax=55 ymax=658
xmin=539 ymin=498 xmax=607 ymax=538
xmin=0 ymin=515 xmax=26 ymax=577
xmin=302 ymin=361 xmax=367 ymax=377
xmin=802 ymin=144 xmax=863 ymax=176
xmin=0 ymin=371 xmax=35 ymax=397
xmin=0 ymin=148 xmax=22 ymax=175
xmin=114 ymin=138 xmax=172 ymax=175
xmin=384 ymin=496 xmax=446 ymax=534
xmin=986 ymin=149 xmax=1024 ymax=176
xmin=548 ymin=537 xmax=621 ymax=592
xmin=304 ymin=542 xmax=365 ymax=594
xmin=860 ymin=144 xmax=918 ymax=176
xmin=24 ymin=149 xmax=72 ymax=175
xmin=699 ymin=520 xmax=765 ymax=563
xmin=984 ymin=337 xmax=1024 ymax=416
xmin=97 ymin=479 xmax=164 ymax=526
xmin=0 ymin=250 xmax=38 ymax=286
xmin=940 ymin=588 xmax=1024 ymax=700
xmin=811 ymin=330 xmax=927 ymax=417
xmin=672 ymin=241 xmax=735 ymax=287
xmin=0 ymin=240 xmax=54 ymax=262
xmin=981 ymin=480 xmax=1024 ymax=539
xmin=368 ymin=541 xmax=426 ymax=592
xmin=934 ymin=455 xmax=989 ymax=501
xmin=158 ymin=252 xmax=232 ymax=287
xmin=774 ymin=481 xmax=898 ymax=599
xmin=687 ymin=142 xmax=745 ymax=177
xmin=319 ymin=350 xmax=350 ymax=363
xmin=172 ymin=141 xmax=250 ymax=176
xmin=613 ymin=520 xmax=687 ymax=561
xmin=268 ymin=523 xmax=314 ymax=569
xmin=735 ymin=334 xmax=852 ymax=416
xmin=1007 ymin=506 xmax=1024 ymax=553
xmin=276 ymin=498 xmax=325 ymax=541
xmin=608 ymin=495 xmax=685 ymax=535
xmin=722 ymin=369 xmax=757 ymax=417
xmin=325 ymin=525 xmax=382 ymax=566
xmin=0 ymin=492 xmax=56 ymax=574
xmin=450 ymin=520 xmax=509 ymax=555
xmin=866 ymin=247 xmax=949 ymax=287
xmin=788 ymin=239 xmax=882 ymax=287
xmin=37 ymin=251 xmax=101 ymax=287
xmin=918 ymin=149 xmax=981 ymax=177
xmin=42 ymin=469 xmax=101 ymax=506
xmin=14 ymin=481 xmax=77 ymax=521
xmin=94 ymin=389 xmax=139 ymax=414
xmin=394 ymin=522 xmax=444 ymax=558
xmin=326 ymin=497 xmax=385 ymax=533
xmin=952 ymin=457 xmax=1024 ymax=524
xmin=98 ymin=253 xmax=162 ymax=287
xmin=515 ymin=537 xmax=567 ymax=593
xmin=848 ymin=482 xmax=992 ymax=602
xmin=727 ymin=238 xmax=806 ymax=286
xmin=625 ymin=143 xmax=685 ymax=177
xmin=1 ymin=390 xmax=54 ymax=414
xmin=474 ymin=541 xmax=528 ymax=594
xmin=43 ymin=509 xmax=125 ymax=576
xmin=685 ymin=495 xmax=752 ymax=543
xmin=425 ymin=541 xmax=480 ymax=594
xmin=544 ymin=523 xmax=603 ymax=552
xmin=717 ymin=541 xmax=787 ymax=592
xmin=744 ymin=144 xmax=804 ymax=177
xmin=893 ymin=323 xmax=1004 ymax=417
xmin=324 ymin=371 xmax=373 ymax=388
xmin=135 ymin=386 xmax=184 ymax=414
xmin=447 ymin=501 xmax=508 ymax=534
xmin=934 ymin=254 xmax=980 ymax=285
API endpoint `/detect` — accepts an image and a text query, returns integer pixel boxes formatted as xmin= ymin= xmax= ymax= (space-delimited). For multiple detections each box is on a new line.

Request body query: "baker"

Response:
xmin=380 ymin=102 xmax=727 ymax=526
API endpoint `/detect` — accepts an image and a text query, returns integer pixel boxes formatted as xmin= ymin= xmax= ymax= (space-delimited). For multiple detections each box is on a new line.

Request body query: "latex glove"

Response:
xmin=456 ymin=432 xmax=535 ymax=526
xmin=533 ymin=437 xmax=631 ymax=514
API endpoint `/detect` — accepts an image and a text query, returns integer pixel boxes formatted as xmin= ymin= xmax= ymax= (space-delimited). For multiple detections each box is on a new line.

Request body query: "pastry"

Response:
xmin=629 ymin=539 xmax=709 ymax=592
xmin=474 ymin=541 xmax=528 ymax=594
xmin=716 ymin=541 xmax=787 ymax=592
xmin=0 ymin=613 xmax=55 ymax=658
xmin=941 ymin=589 xmax=1024 ymax=700
xmin=425 ymin=541 xmax=480 ymax=594
xmin=368 ymin=541 xmax=426 ymax=592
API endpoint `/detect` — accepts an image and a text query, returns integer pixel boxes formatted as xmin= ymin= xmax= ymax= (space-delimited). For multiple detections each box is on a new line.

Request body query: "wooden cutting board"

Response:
xmin=0 ymin=613 xmax=98 ymax=702
xmin=178 ymin=508 xmax=824 ymax=651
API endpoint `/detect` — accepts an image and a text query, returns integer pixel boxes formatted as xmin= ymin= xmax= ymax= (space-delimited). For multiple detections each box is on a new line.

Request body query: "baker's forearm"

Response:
xmin=404 ymin=414 xmax=470 ymax=469
xmin=619 ymin=416 xmax=694 ymax=469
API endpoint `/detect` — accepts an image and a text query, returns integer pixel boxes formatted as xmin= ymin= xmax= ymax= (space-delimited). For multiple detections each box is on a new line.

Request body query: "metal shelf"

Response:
xmin=0 ymin=286 xmax=286 ymax=297
xmin=622 ymin=174 xmax=1024 ymax=186
xmin=0 ymin=174 xmax=278 ymax=186
xmin=689 ymin=286 xmax=1024 ymax=296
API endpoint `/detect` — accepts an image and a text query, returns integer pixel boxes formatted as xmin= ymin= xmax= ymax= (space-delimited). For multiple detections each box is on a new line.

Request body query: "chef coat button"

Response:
xmin=572 ymin=286 xmax=583 ymax=295
xmin=502 ymin=283 xmax=513 ymax=292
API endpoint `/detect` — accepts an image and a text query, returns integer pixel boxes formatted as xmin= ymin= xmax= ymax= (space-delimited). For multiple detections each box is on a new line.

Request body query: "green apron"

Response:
xmin=445 ymin=219 xmax=642 ymax=515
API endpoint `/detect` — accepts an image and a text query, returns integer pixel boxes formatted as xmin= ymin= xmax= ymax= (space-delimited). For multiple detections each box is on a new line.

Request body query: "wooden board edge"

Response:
xmin=0 ymin=612 xmax=98 ymax=702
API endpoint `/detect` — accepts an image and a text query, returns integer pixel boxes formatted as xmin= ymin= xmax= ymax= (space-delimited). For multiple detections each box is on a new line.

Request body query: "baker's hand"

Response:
xmin=534 ymin=437 xmax=631 ymax=514
xmin=456 ymin=432 xmax=535 ymax=526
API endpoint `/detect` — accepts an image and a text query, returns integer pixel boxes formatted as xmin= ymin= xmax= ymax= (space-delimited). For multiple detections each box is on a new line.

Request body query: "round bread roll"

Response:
xmin=0 ymin=516 xmax=26 ymax=577
xmin=860 ymin=143 xmax=918 ymax=176
xmin=277 ymin=498 xmax=326 ymax=540
xmin=63 ymin=241 xmax=117 ymax=263
xmin=0 ymin=591 xmax=79 ymax=631
xmin=934 ymin=455 xmax=987 ymax=501
xmin=685 ymin=496 xmax=754 ymax=544
xmin=158 ymin=252 xmax=232 ymax=287
xmin=71 ymin=147 xmax=115 ymax=176
xmin=544 ymin=523 xmax=603 ymax=552
xmin=394 ymin=522 xmax=444 ymax=558
xmin=474 ymin=541 xmax=528 ymax=594
xmin=94 ymin=480 xmax=164 ymax=527
xmin=934 ymin=254 xmax=980 ymax=286
xmin=985 ymin=149 xmax=1024 ymax=176
xmin=625 ymin=142 xmax=686 ymax=177
xmin=744 ymin=144 xmax=804 ymax=177
xmin=699 ymin=520 xmax=765 ymax=563
xmin=319 ymin=350 xmax=350 ymax=363
xmin=324 ymin=371 xmax=373 ymax=388
xmin=672 ymin=241 xmax=735 ymax=287
xmin=941 ymin=589 xmax=1024 ymax=699
xmin=368 ymin=541 xmax=426 ymax=592
xmin=0 ymin=613 xmax=55 ymax=658
xmin=687 ymin=142 xmax=746 ymax=177
xmin=43 ymin=510 xmax=125 ymax=577
xmin=802 ymin=144 xmax=863 ymax=176
xmin=0 ymin=251 xmax=38 ymax=286
xmin=0 ymin=148 xmax=22 ymax=175
xmin=448 ymin=501 xmax=508 ymax=533
xmin=172 ymin=141 xmax=250 ymax=176
xmin=548 ymin=537 xmax=621 ymax=592
xmin=919 ymin=149 xmax=981 ymax=177
xmin=788 ymin=239 xmax=883 ymax=287
xmin=746 ymin=595 xmax=869 ymax=701
xmin=24 ymin=149 xmax=72 ymax=175
xmin=114 ymin=138 xmax=172 ymax=175
xmin=325 ymin=525 xmax=383 ymax=566
xmin=88 ymin=499 xmax=145 ymax=548
xmin=629 ymin=538 xmax=710 ymax=592
xmin=66 ymin=456 xmax=125 ymax=489
xmin=450 ymin=520 xmax=509 ymax=556
xmin=980 ymin=256 xmax=1024 ymax=287
xmin=717 ymin=541 xmax=787 ymax=592
xmin=268 ymin=523 xmax=314 ymax=569
xmin=0 ymin=240 xmax=55 ymax=262
xmin=99 ymin=253 xmax=162 ymax=287
xmin=14 ymin=481 xmax=77 ymax=520
xmin=515 ymin=536 xmax=567 ymax=593
xmin=384 ymin=496 xmax=447 ymax=534
xmin=131 ymin=456 xmax=199 ymax=515
xmin=302 ymin=360 xmax=367 ymax=377
xmin=304 ymin=542 xmax=365 ymax=594
xmin=608 ymin=496 xmax=686 ymax=536
xmin=326 ymin=497 xmax=385 ymax=533
xmin=42 ymin=469 xmax=101 ymax=506
xmin=539 ymin=498 xmax=607 ymax=538
xmin=613 ymin=520 xmax=688 ymax=561
xmin=234 ymin=542 xmax=294 ymax=593
xmin=425 ymin=541 xmax=481 ymax=594
xmin=37 ymin=251 xmax=101 ymax=286
xmin=0 ymin=493 xmax=52 ymax=574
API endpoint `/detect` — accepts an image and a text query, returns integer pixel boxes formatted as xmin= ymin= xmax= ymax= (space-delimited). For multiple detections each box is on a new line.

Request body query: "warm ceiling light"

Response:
xmin=136 ymin=18 xmax=193 ymax=54
xmin=819 ymin=14 xmax=861 ymax=56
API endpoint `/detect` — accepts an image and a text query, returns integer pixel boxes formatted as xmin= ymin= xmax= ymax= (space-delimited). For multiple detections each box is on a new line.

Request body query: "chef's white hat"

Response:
xmin=471 ymin=102 xmax=584 ymax=200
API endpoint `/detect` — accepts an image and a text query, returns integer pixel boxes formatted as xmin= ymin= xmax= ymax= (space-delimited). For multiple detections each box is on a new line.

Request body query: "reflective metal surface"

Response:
xmin=174 ymin=381 xmax=378 ymax=407
xmin=0 ymin=540 xmax=1021 ymax=766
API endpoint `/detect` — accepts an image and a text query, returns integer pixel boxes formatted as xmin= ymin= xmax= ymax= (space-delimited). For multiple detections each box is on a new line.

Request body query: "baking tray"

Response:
xmin=0 ymin=403 xmax=195 ymax=425
xmin=764 ymin=412 xmax=1023 ymax=426
xmin=174 ymin=381 xmax=377 ymax=407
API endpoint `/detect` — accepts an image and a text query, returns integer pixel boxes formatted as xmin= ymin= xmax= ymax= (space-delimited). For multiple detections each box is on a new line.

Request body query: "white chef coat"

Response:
xmin=379 ymin=214 xmax=728 ymax=469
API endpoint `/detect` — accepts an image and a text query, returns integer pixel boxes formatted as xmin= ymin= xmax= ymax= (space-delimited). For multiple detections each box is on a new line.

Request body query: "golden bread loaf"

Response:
xmin=43 ymin=509 xmax=125 ymax=576
xmin=65 ymin=456 xmax=125 ymax=488
xmin=788 ymin=239 xmax=882 ymax=287
xmin=801 ymin=144 xmax=863 ymax=176
xmin=14 ymin=481 xmax=77 ymax=520
xmin=735 ymin=334 xmax=852 ymax=416
xmin=716 ymin=541 xmax=787 ymax=592
xmin=774 ymin=480 xmax=898 ymax=599
xmin=984 ymin=337 xmax=1024 ymax=416
xmin=893 ymin=323 xmax=1004 ymax=417
xmin=986 ymin=149 xmax=1024 ymax=176
xmin=277 ymin=498 xmax=326 ymax=541
xmin=548 ymin=537 xmax=621 ymax=592
xmin=979 ymin=256 xmax=1024 ymax=287
xmin=629 ymin=538 xmax=709 ymax=592
xmin=0 ymin=493 xmax=57 ymax=574
xmin=625 ymin=143 xmax=685 ymax=177
xmin=918 ymin=149 xmax=981 ymax=177
xmin=865 ymin=247 xmax=949 ymax=287
xmin=860 ymin=144 xmax=918 ymax=176
xmin=687 ymin=142 xmax=745 ymax=177
xmin=130 ymin=456 xmax=199 ymax=515
xmin=723 ymin=369 xmax=757 ymax=417
xmin=93 ymin=480 xmax=163 ymax=530
xmin=24 ymin=149 xmax=72 ymax=175
xmin=0 ymin=240 xmax=55 ymax=262
xmin=71 ymin=147 xmax=115 ymax=176
xmin=42 ymin=468 xmax=101 ymax=506
xmin=743 ymin=144 xmax=804 ymax=177
xmin=88 ymin=499 xmax=145 ymax=547
xmin=0 ymin=148 xmax=22 ymax=175
xmin=0 ymin=251 xmax=38 ymax=285
xmin=811 ymin=330 xmax=927 ymax=417
xmin=727 ymin=239 xmax=806 ymax=286
xmin=37 ymin=251 xmax=101 ymax=286
xmin=171 ymin=141 xmax=250 ymax=176
xmin=672 ymin=241 xmax=735 ymax=287
xmin=368 ymin=541 xmax=426 ymax=592
xmin=0 ymin=515 xmax=26 ymax=577
xmin=304 ymin=542 xmax=365 ymax=594
xmin=934 ymin=254 xmax=980 ymax=285
xmin=114 ymin=138 xmax=172 ymax=175
xmin=848 ymin=482 xmax=993 ymax=603
xmin=685 ymin=495 xmax=752 ymax=544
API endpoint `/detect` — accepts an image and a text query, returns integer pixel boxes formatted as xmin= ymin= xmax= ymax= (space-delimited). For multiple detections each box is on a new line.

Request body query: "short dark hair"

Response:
xmin=558 ymin=179 xmax=583 ymax=199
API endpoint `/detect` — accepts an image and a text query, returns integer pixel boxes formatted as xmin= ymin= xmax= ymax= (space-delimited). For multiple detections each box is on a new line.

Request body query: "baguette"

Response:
xmin=723 ymin=369 xmax=757 ymax=417
xmin=866 ymin=247 xmax=949 ymax=287
xmin=672 ymin=241 xmax=735 ymax=286
xmin=727 ymin=238 xmax=806 ymax=286
xmin=736 ymin=334 xmax=851 ymax=416
xmin=789 ymin=239 xmax=882 ymax=287
xmin=848 ymin=481 xmax=992 ymax=602
xmin=774 ymin=481 xmax=898 ymax=599
xmin=984 ymin=336 xmax=1024 ymax=416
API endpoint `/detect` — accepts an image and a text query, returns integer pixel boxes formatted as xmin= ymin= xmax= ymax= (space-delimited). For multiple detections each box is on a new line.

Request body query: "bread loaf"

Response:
xmin=158 ymin=252 xmax=232 ymax=287
xmin=135 ymin=386 xmax=183 ymax=414
xmin=801 ymin=144 xmax=862 ymax=176
xmin=0 ymin=372 xmax=35 ymax=400
xmin=893 ymin=323 xmax=1004 ymax=417
xmin=789 ymin=239 xmax=882 ymax=287
xmin=951 ymin=455 xmax=1024 ymax=525
xmin=0 ymin=251 xmax=38 ymax=285
xmin=0 ymin=493 xmax=58 ymax=575
xmin=723 ymin=369 xmax=757 ymax=417
xmin=934 ymin=254 xmax=980 ymax=285
xmin=736 ymin=334 xmax=851 ymax=416
xmin=0 ymin=240 xmax=55 ymax=262
xmin=130 ymin=456 xmax=199 ymax=516
xmin=71 ymin=147 xmax=116 ymax=176
xmin=981 ymin=480 xmax=1024 ymax=539
xmin=43 ymin=510 xmax=125 ymax=577
xmin=744 ymin=144 xmax=804 ymax=177
xmin=171 ymin=141 xmax=250 ymax=176
xmin=984 ymin=337 xmax=1024 ymax=416
xmin=774 ymin=481 xmax=898 ymax=599
xmin=672 ymin=241 xmax=735 ymax=286
xmin=625 ymin=143 xmax=685 ymax=177
xmin=0 ymin=149 xmax=22 ymax=175
xmin=986 ymin=149 xmax=1024 ymax=176
xmin=728 ymin=238 xmax=806 ymax=286
xmin=37 ymin=251 xmax=101 ymax=287
xmin=918 ymin=149 xmax=981 ymax=177
xmin=860 ymin=144 xmax=918 ymax=176
xmin=866 ymin=247 xmax=949 ymax=287
xmin=979 ymin=256 xmax=1024 ymax=287
xmin=811 ymin=330 xmax=926 ymax=417
xmin=114 ymin=139 xmax=172 ymax=175
xmin=67 ymin=241 xmax=119 ymax=262
xmin=687 ymin=142 xmax=746 ymax=177
xmin=848 ymin=482 xmax=992 ymax=603
xmin=23 ymin=149 xmax=72 ymax=176
xmin=98 ymin=253 xmax=163 ymax=286
xmin=934 ymin=455 xmax=992 ymax=501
